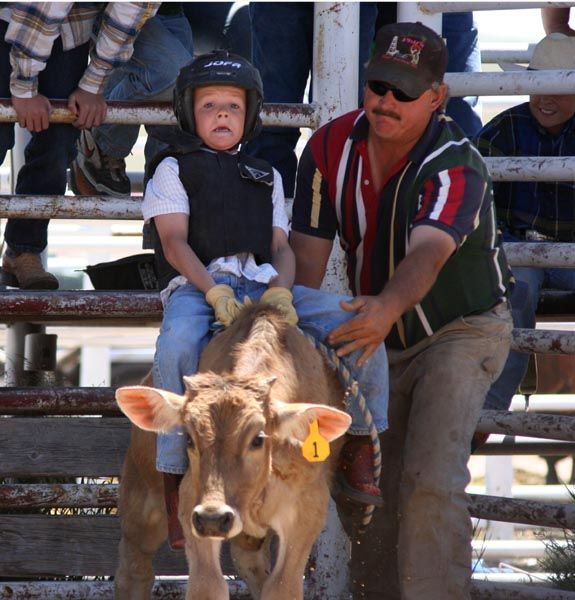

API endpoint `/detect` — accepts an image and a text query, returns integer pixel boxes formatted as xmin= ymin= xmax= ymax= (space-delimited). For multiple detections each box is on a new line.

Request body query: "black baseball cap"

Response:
xmin=364 ymin=22 xmax=448 ymax=98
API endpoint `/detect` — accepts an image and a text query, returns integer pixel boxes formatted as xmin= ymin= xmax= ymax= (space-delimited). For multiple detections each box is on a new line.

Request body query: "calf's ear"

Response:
xmin=275 ymin=402 xmax=351 ymax=442
xmin=116 ymin=386 xmax=185 ymax=432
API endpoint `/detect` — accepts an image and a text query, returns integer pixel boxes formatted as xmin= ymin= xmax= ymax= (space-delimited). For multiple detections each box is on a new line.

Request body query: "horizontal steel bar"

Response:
xmin=0 ymin=484 xmax=118 ymax=509
xmin=471 ymin=579 xmax=575 ymax=600
xmin=477 ymin=410 xmax=575 ymax=441
xmin=0 ymin=194 xmax=143 ymax=219
xmin=485 ymin=156 xmax=575 ymax=182
xmin=0 ymin=99 xmax=317 ymax=129
xmin=445 ymin=70 xmax=575 ymax=97
xmin=419 ymin=2 xmax=575 ymax=14
xmin=504 ymin=243 xmax=575 ymax=268
xmin=469 ymin=493 xmax=575 ymax=529
xmin=482 ymin=49 xmax=533 ymax=65
xmin=477 ymin=440 xmax=575 ymax=455
xmin=512 ymin=328 xmax=575 ymax=354
xmin=0 ymin=387 xmax=118 ymax=415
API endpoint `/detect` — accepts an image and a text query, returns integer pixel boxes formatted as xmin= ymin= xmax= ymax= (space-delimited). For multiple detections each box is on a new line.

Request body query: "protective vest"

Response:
xmin=152 ymin=149 xmax=274 ymax=290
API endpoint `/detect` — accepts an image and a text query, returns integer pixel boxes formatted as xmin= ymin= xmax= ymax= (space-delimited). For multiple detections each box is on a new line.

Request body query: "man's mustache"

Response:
xmin=372 ymin=108 xmax=401 ymax=121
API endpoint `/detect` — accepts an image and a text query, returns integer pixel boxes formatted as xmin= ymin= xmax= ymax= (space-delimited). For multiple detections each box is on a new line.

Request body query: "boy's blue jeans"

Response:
xmin=154 ymin=276 xmax=389 ymax=474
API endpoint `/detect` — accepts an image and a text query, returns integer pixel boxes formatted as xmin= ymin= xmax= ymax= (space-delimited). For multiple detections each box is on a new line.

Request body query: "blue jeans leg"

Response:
xmin=246 ymin=3 xmax=377 ymax=196
xmin=93 ymin=12 xmax=194 ymax=159
xmin=154 ymin=275 xmax=268 ymax=474
xmin=292 ymin=285 xmax=389 ymax=434
xmin=4 ymin=36 xmax=89 ymax=253
xmin=443 ymin=12 xmax=482 ymax=137
xmin=484 ymin=269 xmax=542 ymax=410
xmin=0 ymin=20 xmax=14 ymax=167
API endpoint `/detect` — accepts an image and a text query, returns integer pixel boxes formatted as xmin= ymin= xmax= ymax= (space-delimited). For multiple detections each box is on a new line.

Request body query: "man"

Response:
xmin=476 ymin=33 xmax=575 ymax=416
xmin=291 ymin=22 xmax=513 ymax=600
xmin=0 ymin=2 xmax=157 ymax=289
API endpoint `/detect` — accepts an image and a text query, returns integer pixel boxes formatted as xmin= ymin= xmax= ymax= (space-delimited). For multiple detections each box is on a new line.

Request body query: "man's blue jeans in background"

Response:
xmin=93 ymin=11 xmax=194 ymax=168
xmin=0 ymin=20 xmax=89 ymax=253
xmin=485 ymin=235 xmax=575 ymax=411
xmin=245 ymin=2 xmax=378 ymax=198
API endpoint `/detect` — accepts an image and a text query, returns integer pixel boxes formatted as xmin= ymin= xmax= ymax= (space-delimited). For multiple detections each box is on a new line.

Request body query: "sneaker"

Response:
xmin=70 ymin=130 xmax=131 ymax=197
xmin=2 ymin=251 xmax=59 ymax=290
xmin=335 ymin=436 xmax=383 ymax=507
xmin=163 ymin=473 xmax=185 ymax=551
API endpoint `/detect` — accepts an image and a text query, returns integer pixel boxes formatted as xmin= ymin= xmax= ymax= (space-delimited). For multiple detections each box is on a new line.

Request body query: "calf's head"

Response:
xmin=116 ymin=372 xmax=350 ymax=540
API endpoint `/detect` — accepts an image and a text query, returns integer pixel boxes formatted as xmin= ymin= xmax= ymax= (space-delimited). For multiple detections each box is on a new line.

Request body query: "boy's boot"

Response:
xmin=336 ymin=435 xmax=383 ymax=506
xmin=163 ymin=473 xmax=185 ymax=551
xmin=2 ymin=250 xmax=58 ymax=290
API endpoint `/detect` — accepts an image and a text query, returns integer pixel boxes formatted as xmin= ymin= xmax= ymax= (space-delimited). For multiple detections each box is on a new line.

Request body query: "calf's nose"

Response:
xmin=192 ymin=505 xmax=235 ymax=537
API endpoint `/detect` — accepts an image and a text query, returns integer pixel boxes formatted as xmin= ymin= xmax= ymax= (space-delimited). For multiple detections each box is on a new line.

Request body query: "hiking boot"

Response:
xmin=163 ymin=473 xmax=185 ymax=551
xmin=336 ymin=436 xmax=383 ymax=506
xmin=2 ymin=251 xmax=58 ymax=290
xmin=70 ymin=129 xmax=130 ymax=197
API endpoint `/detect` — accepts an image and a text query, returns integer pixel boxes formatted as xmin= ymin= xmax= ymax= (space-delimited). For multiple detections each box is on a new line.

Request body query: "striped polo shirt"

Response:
xmin=292 ymin=109 xmax=510 ymax=349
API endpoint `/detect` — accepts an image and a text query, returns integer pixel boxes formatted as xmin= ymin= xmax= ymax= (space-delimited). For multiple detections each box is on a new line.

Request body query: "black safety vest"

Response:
xmin=152 ymin=149 xmax=274 ymax=290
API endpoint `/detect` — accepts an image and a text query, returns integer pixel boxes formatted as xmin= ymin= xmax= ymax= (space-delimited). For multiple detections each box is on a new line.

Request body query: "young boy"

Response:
xmin=142 ymin=51 xmax=389 ymax=550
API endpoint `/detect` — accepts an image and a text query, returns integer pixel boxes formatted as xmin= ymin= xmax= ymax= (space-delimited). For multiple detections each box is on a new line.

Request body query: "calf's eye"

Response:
xmin=186 ymin=435 xmax=195 ymax=451
xmin=250 ymin=432 xmax=265 ymax=450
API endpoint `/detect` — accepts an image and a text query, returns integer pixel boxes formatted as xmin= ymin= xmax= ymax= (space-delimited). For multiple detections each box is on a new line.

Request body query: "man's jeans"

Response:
xmin=0 ymin=20 xmax=89 ymax=253
xmin=337 ymin=303 xmax=513 ymax=600
xmin=485 ymin=235 xmax=575 ymax=411
xmin=443 ymin=12 xmax=482 ymax=137
xmin=154 ymin=277 xmax=388 ymax=474
xmin=245 ymin=2 xmax=377 ymax=197
xmin=93 ymin=11 xmax=193 ymax=167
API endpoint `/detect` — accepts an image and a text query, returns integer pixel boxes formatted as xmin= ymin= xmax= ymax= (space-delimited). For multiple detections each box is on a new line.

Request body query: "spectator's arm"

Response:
xmin=541 ymin=7 xmax=575 ymax=36
xmin=7 ymin=2 xmax=73 ymax=98
xmin=78 ymin=2 xmax=159 ymax=95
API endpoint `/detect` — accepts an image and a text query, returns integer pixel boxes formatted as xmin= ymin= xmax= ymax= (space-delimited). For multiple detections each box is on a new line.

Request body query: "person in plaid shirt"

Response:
xmin=475 ymin=33 xmax=575 ymax=420
xmin=0 ymin=2 xmax=157 ymax=289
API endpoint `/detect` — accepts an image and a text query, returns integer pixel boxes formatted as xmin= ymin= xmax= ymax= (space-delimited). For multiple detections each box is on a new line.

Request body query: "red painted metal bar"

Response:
xmin=0 ymin=387 xmax=119 ymax=415
xmin=0 ymin=290 xmax=162 ymax=323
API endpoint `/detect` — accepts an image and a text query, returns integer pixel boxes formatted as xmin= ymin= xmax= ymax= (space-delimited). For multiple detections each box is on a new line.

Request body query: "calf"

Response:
xmin=114 ymin=304 xmax=350 ymax=599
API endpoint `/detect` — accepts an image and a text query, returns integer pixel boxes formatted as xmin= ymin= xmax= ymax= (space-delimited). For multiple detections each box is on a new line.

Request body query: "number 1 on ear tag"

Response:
xmin=302 ymin=419 xmax=330 ymax=462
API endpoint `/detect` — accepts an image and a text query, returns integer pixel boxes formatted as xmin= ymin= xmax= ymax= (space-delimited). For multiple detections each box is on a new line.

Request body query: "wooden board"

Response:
xmin=0 ymin=514 xmax=235 ymax=577
xmin=0 ymin=418 xmax=130 ymax=477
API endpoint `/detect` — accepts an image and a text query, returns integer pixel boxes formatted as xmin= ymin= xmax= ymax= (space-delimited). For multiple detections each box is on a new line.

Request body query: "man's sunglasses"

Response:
xmin=367 ymin=80 xmax=420 ymax=103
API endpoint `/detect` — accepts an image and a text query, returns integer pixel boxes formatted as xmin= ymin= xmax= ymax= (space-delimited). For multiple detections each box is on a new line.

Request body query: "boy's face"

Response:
xmin=194 ymin=85 xmax=246 ymax=151
xmin=529 ymin=93 xmax=575 ymax=136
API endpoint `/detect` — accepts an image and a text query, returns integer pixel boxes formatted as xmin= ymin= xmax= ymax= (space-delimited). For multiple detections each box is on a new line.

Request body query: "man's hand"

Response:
xmin=11 ymin=95 xmax=52 ymax=132
xmin=67 ymin=88 xmax=107 ymax=129
xmin=327 ymin=296 xmax=391 ymax=367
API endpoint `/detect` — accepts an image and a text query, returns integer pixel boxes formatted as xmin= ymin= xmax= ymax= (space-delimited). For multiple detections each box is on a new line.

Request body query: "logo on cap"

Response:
xmin=384 ymin=35 xmax=425 ymax=67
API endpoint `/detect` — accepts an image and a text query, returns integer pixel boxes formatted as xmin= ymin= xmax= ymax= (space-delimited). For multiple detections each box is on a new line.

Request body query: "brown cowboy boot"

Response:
xmin=336 ymin=436 xmax=383 ymax=506
xmin=2 ymin=250 xmax=58 ymax=290
xmin=163 ymin=473 xmax=185 ymax=551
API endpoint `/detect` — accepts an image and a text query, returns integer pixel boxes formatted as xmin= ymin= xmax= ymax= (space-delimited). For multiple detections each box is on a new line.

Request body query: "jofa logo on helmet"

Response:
xmin=204 ymin=60 xmax=242 ymax=69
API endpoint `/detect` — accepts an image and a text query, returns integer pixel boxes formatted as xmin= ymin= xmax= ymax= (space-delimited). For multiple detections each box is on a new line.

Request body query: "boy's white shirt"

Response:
xmin=142 ymin=152 xmax=291 ymax=306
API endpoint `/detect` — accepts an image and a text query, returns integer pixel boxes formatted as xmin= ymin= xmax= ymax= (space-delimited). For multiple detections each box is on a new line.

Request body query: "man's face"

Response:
xmin=529 ymin=93 xmax=575 ymax=136
xmin=363 ymin=80 xmax=447 ymax=147
xmin=194 ymin=85 xmax=246 ymax=151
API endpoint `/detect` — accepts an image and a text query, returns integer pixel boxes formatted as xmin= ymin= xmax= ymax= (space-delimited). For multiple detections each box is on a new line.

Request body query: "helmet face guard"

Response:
xmin=174 ymin=51 xmax=263 ymax=144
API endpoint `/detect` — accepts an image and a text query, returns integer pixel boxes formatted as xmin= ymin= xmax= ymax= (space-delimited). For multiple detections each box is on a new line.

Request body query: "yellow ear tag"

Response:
xmin=302 ymin=419 xmax=330 ymax=462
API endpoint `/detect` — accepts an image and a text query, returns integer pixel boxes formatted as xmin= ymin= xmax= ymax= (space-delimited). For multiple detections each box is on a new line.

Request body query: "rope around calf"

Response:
xmin=298 ymin=328 xmax=382 ymax=530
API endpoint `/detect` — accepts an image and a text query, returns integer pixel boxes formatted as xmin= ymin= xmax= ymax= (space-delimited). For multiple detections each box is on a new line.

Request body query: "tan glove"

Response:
xmin=205 ymin=284 xmax=243 ymax=327
xmin=261 ymin=287 xmax=298 ymax=326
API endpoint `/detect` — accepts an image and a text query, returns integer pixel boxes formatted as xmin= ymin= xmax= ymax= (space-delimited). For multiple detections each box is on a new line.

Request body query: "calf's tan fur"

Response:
xmin=114 ymin=304 xmax=350 ymax=599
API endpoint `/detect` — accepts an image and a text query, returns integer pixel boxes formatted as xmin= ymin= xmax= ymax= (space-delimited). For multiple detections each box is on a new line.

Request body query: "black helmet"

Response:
xmin=174 ymin=50 xmax=263 ymax=144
